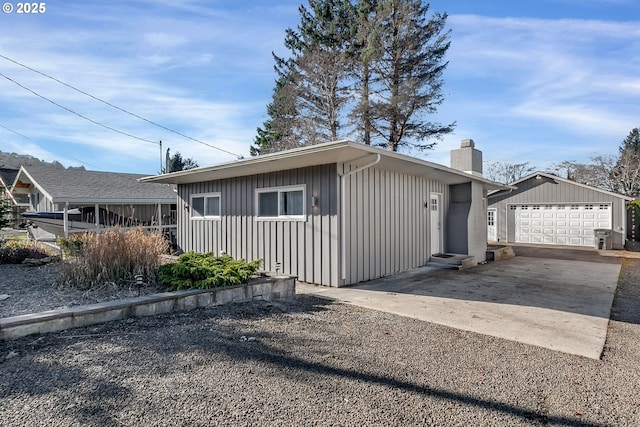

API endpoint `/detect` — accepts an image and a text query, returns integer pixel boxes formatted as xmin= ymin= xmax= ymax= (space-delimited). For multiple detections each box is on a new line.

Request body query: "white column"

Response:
xmin=63 ymin=203 xmax=69 ymax=238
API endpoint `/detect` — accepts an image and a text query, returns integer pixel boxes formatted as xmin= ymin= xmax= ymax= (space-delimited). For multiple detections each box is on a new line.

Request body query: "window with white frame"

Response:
xmin=190 ymin=192 xmax=221 ymax=219
xmin=256 ymin=185 xmax=305 ymax=219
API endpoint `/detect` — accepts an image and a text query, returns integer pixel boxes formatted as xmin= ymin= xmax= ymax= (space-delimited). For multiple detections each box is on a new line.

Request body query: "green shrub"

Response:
xmin=0 ymin=239 xmax=50 ymax=264
xmin=60 ymin=227 xmax=170 ymax=289
xmin=159 ymin=252 xmax=262 ymax=290
xmin=57 ymin=234 xmax=85 ymax=256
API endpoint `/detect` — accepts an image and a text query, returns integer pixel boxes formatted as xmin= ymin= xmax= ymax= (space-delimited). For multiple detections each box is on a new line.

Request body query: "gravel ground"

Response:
xmin=0 ymin=259 xmax=639 ymax=426
xmin=0 ymin=263 xmax=169 ymax=318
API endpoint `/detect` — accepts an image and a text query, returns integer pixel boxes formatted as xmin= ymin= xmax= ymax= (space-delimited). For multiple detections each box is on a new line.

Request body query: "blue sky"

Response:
xmin=0 ymin=0 xmax=638 ymax=175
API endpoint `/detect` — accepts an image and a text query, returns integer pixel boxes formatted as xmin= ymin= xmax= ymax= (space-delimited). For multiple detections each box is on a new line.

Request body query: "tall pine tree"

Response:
xmin=275 ymin=0 xmax=357 ymax=147
xmin=251 ymin=76 xmax=299 ymax=155
xmin=368 ymin=0 xmax=454 ymax=151
xmin=349 ymin=0 xmax=380 ymax=145
xmin=255 ymin=0 xmax=454 ymax=154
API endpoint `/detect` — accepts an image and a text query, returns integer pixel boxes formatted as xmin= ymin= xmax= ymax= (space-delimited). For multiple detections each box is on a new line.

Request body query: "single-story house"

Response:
xmin=141 ymin=139 xmax=509 ymax=287
xmin=487 ymin=171 xmax=633 ymax=249
xmin=10 ymin=165 xmax=178 ymax=241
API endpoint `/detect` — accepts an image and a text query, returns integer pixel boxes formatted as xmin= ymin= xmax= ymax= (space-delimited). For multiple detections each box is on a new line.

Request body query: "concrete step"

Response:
xmin=427 ymin=253 xmax=476 ymax=270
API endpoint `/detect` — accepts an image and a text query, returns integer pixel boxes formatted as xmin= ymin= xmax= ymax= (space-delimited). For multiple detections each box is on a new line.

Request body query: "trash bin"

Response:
xmin=594 ymin=229 xmax=612 ymax=250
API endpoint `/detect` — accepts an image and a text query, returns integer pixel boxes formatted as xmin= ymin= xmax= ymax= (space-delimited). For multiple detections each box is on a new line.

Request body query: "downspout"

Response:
xmin=337 ymin=154 xmax=381 ymax=284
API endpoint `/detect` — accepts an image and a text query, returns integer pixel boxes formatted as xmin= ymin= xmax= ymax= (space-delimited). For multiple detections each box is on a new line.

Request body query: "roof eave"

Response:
xmin=491 ymin=171 xmax=635 ymax=201
xmin=50 ymin=198 xmax=176 ymax=204
xmin=140 ymin=140 xmax=513 ymax=190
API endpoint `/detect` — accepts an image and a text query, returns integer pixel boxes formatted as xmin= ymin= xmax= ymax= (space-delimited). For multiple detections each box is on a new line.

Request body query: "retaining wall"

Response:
xmin=0 ymin=276 xmax=295 ymax=341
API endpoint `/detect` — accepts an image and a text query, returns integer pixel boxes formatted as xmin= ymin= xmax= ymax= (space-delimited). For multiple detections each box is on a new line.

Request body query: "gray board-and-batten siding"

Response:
xmin=488 ymin=173 xmax=630 ymax=248
xmin=176 ymin=162 xmax=448 ymax=287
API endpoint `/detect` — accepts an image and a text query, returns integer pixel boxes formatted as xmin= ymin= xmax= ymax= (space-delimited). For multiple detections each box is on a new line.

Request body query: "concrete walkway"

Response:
xmin=298 ymin=250 xmax=621 ymax=359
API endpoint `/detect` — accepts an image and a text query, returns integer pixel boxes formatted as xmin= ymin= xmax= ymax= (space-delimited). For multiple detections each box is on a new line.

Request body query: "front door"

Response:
xmin=430 ymin=194 xmax=442 ymax=255
xmin=487 ymin=208 xmax=497 ymax=241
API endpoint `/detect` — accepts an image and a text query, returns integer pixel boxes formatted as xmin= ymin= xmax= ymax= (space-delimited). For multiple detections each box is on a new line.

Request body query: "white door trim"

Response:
xmin=430 ymin=193 xmax=443 ymax=255
xmin=487 ymin=208 xmax=497 ymax=242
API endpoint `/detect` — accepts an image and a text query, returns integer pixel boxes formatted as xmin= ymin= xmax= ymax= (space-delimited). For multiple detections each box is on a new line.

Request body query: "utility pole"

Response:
xmin=159 ymin=140 xmax=163 ymax=174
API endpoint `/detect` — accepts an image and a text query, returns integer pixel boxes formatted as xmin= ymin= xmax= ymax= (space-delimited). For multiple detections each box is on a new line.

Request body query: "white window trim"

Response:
xmin=255 ymin=184 xmax=306 ymax=221
xmin=190 ymin=192 xmax=221 ymax=220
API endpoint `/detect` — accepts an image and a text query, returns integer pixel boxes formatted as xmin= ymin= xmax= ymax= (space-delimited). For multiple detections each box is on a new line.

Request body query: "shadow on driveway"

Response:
xmin=299 ymin=246 xmax=622 ymax=359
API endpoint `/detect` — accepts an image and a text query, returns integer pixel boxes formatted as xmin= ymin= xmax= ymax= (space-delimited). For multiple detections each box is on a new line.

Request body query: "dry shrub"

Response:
xmin=0 ymin=239 xmax=51 ymax=264
xmin=61 ymin=227 xmax=170 ymax=289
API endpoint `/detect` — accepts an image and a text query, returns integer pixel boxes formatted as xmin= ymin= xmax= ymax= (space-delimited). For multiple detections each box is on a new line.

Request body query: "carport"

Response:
xmin=298 ymin=246 xmax=622 ymax=359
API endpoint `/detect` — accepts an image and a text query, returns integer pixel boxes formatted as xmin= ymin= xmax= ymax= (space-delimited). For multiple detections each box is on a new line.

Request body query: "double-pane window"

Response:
xmin=191 ymin=193 xmax=221 ymax=219
xmin=256 ymin=185 xmax=305 ymax=220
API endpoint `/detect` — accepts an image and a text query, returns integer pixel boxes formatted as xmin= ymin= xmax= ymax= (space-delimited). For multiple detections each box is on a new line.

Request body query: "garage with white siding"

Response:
xmin=488 ymin=172 xmax=632 ymax=249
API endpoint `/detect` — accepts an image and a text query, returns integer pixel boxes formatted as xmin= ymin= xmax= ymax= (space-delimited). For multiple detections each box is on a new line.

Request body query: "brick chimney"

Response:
xmin=450 ymin=139 xmax=483 ymax=177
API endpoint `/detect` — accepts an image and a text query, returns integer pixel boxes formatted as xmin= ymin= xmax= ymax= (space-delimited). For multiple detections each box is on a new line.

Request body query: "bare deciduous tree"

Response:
xmin=484 ymin=161 xmax=536 ymax=184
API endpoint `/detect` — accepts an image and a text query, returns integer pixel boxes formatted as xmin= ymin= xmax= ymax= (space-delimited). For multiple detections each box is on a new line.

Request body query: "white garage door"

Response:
xmin=510 ymin=204 xmax=611 ymax=247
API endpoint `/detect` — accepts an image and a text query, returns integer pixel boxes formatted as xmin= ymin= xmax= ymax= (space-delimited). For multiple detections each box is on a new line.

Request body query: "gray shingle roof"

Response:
xmin=0 ymin=167 xmax=18 ymax=188
xmin=20 ymin=165 xmax=176 ymax=203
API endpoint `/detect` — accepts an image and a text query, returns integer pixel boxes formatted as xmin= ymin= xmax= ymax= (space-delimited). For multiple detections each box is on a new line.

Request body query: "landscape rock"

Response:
xmin=22 ymin=256 xmax=60 ymax=266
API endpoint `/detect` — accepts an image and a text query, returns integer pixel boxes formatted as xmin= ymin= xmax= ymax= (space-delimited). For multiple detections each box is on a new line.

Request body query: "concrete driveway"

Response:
xmin=298 ymin=246 xmax=622 ymax=359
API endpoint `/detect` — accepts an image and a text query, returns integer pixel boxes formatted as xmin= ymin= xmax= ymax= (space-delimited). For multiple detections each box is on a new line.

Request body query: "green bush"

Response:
xmin=57 ymin=234 xmax=85 ymax=256
xmin=159 ymin=252 xmax=262 ymax=290
xmin=0 ymin=240 xmax=50 ymax=264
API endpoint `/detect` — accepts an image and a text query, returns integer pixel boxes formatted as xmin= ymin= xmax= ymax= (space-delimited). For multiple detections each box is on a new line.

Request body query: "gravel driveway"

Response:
xmin=1 ymin=259 xmax=639 ymax=426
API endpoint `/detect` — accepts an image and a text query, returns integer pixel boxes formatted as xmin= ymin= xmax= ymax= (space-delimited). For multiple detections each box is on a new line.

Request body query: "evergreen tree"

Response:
xmin=611 ymin=128 xmax=640 ymax=197
xmin=368 ymin=0 xmax=454 ymax=151
xmin=250 ymin=76 xmax=300 ymax=155
xmin=256 ymin=0 xmax=454 ymax=153
xmin=164 ymin=152 xmax=198 ymax=173
xmin=272 ymin=0 xmax=357 ymax=147
xmin=620 ymin=128 xmax=640 ymax=152
xmin=349 ymin=0 xmax=380 ymax=145
xmin=0 ymin=188 xmax=13 ymax=229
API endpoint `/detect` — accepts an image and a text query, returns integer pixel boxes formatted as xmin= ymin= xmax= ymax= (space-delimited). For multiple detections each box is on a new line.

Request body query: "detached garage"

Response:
xmin=488 ymin=172 xmax=633 ymax=249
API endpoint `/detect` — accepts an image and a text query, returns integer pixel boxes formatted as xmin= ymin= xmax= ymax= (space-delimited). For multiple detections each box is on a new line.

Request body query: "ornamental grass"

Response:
xmin=60 ymin=227 xmax=170 ymax=289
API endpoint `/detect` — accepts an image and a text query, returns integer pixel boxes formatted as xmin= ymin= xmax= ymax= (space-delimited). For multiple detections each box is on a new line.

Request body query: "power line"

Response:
xmin=0 ymin=53 xmax=242 ymax=159
xmin=0 ymin=71 xmax=160 ymax=145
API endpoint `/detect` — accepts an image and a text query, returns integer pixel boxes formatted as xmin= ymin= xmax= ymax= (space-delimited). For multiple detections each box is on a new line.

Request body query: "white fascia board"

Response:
xmin=140 ymin=140 xmax=513 ymax=190
xmin=14 ymin=167 xmax=54 ymax=203
xmin=508 ymin=171 xmax=635 ymax=201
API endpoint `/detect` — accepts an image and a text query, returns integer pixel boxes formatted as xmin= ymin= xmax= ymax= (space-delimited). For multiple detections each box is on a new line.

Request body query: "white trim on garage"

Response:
xmin=507 ymin=203 xmax=612 ymax=247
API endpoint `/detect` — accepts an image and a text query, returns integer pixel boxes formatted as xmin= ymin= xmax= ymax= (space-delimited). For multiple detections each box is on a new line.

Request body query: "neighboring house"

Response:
xmin=487 ymin=171 xmax=633 ymax=249
xmin=0 ymin=167 xmax=20 ymax=226
xmin=11 ymin=165 xmax=178 ymax=241
xmin=0 ymin=167 xmax=18 ymax=202
xmin=141 ymin=139 xmax=508 ymax=287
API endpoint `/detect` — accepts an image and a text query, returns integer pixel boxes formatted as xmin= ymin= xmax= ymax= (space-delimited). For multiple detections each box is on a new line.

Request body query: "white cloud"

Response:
xmin=2 ymin=2 xmax=638 ymax=175
xmin=441 ymin=14 xmax=640 ymax=167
